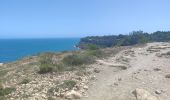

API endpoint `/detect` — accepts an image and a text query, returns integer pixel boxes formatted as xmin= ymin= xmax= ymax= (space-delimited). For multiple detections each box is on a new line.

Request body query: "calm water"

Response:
xmin=0 ymin=38 xmax=80 ymax=63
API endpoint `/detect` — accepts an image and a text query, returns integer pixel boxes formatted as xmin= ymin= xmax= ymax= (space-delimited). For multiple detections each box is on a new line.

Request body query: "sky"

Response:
xmin=0 ymin=0 xmax=170 ymax=38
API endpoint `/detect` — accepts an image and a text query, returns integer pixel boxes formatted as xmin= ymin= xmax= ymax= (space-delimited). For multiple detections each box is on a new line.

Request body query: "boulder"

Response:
xmin=83 ymin=85 xmax=88 ymax=90
xmin=110 ymin=64 xmax=127 ymax=70
xmin=93 ymin=68 xmax=100 ymax=73
xmin=65 ymin=90 xmax=82 ymax=100
xmin=165 ymin=74 xmax=170 ymax=78
xmin=133 ymin=88 xmax=158 ymax=100
xmin=155 ymin=90 xmax=161 ymax=95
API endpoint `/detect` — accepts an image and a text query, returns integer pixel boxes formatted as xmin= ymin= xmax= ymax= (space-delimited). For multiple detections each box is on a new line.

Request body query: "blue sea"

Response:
xmin=0 ymin=38 xmax=80 ymax=63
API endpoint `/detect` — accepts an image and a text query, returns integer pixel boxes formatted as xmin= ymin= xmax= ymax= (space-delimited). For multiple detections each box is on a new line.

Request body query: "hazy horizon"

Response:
xmin=0 ymin=0 xmax=170 ymax=38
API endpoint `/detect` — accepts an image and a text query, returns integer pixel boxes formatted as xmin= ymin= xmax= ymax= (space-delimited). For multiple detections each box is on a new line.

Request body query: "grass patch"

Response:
xmin=58 ymin=80 xmax=76 ymax=90
xmin=62 ymin=53 xmax=94 ymax=66
xmin=0 ymin=96 xmax=6 ymax=100
xmin=0 ymin=70 xmax=7 ymax=77
xmin=20 ymin=79 xmax=31 ymax=84
xmin=38 ymin=53 xmax=56 ymax=74
xmin=0 ymin=87 xmax=16 ymax=96
xmin=39 ymin=63 xmax=53 ymax=74
xmin=86 ymin=44 xmax=99 ymax=50
xmin=38 ymin=51 xmax=97 ymax=74
xmin=85 ymin=50 xmax=103 ymax=58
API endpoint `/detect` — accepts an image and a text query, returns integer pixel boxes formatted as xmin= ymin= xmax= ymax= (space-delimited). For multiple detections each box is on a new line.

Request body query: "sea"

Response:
xmin=0 ymin=38 xmax=80 ymax=63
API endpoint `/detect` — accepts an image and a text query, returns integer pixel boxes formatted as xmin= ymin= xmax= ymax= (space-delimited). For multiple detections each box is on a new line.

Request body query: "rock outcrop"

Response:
xmin=133 ymin=88 xmax=158 ymax=100
xmin=65 ymin=90 xmax=82 ymax=100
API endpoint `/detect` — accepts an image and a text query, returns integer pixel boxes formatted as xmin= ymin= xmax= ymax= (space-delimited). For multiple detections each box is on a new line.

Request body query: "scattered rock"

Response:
xmin=93 ymin=68 xmax=100 ymax=73
xmin=110 ymin=64 xmax=127 ymax=70
xmin=118 ymin=78 xmax=122 ymax=81
xmin=83 ymin=85 xmax=88 ymax=90
xmin=144 ymin=69 xmax=148 ymax=71
xmin=153 ymin=68 xmax=161 ymax=71
xmin=165 ymin=74 xmax=170 ymax=78
xmin=155 ymin=90 xmax=162 ymax=95
xmin=113 ymin=82 xmax=118 ymax=86
xmin=90 ymin=75 xmax=96 ymax=80
xmin=65 ymin=90 xmax=82 ymax=100
xmin=133 ymin=88 xmax=158 ymax=100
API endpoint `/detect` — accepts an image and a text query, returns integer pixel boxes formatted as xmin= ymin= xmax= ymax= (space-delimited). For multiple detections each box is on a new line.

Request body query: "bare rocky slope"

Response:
xmin=0 ymin=42 xmax=170 ymax=100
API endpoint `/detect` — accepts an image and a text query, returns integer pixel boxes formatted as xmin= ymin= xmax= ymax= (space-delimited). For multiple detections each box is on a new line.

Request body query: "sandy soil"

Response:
xmin=80 ymin=42 xmax=170 ymax=100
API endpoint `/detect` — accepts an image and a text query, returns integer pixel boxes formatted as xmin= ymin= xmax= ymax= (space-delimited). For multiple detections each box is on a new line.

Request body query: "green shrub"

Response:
xmin=20 ymin=79 xmax=30 ymax=84
xmin=86 ymin=50 xmax=103 ymax=57
xmin=0 ymin=96 xmax=6 ymax=100
xmin=62 ymin=53 xmax=94 ymax=66
xmin=48 ymin=97 xmax=54 ymax=100
xmin=38 ymin=52 xmax=54 ymax=74
xmin=86 ymin=44 xmax=99 ymax=50
xmin=0 ymin=82 xmax=3 ymax=89
xmin=39 ymin=63 xmax=53 ymax=74
xmin=59 ymin=80 xmax=76 ymax=90
xmin=0 ymin=87 xmax=16 ymax=96
xmin=53 ymin=63 xmax=66 ymax=72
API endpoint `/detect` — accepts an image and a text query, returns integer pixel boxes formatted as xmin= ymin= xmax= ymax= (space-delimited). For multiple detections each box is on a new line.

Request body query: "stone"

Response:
xmin=155 ymin=90 xmax=161 ymax=95
xmin=114 ymin=82 xmax=118 ymax=86
xmin=118 ymin=78 xmax=122 ymax=81
xmin=165 ymin=74 xmax=170 ymax=78
xmin=133 ymin=88 xmax=158 ymax=100
xmin=110 ymin=64 xmax=127 ymax=70
xmin=153 ymin=68 xmax=161 ymax=71
xmin=83 ymin=85 xmax=88 ymax=90
xmin=94 ymin=68 xmax=100 ymax=73
xmin=90 ymin=75 xmax=96 ymax=80
xmin=65 ymin=90 xmax=82 ymax=100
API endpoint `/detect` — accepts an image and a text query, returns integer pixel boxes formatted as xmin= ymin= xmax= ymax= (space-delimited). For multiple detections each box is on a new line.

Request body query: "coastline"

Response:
xmin=0 ymin=63 xmax=3 ymax=66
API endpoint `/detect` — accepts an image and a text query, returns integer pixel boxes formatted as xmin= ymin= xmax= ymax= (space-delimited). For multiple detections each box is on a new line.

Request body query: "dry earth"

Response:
xmin=80 ymin=42 xmax=170 ymax=100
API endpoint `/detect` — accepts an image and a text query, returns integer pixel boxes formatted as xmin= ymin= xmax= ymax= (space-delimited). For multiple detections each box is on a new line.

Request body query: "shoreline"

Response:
xmin=0 ymin=63 xmax=3 ymax=66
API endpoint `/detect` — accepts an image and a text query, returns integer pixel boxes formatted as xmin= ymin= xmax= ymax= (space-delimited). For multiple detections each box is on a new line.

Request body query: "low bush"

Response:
xmin=85 ymin=50 xmax=103 ymax=58
xmin=38 ymin=53 xmax=55 ymax=74
xmin=39 ymin=63 xmax=53 ymax=74
xmin=62 ymin=53 xmax=94 ymax=66
xmin=38 ymin=51 xmax=96 ymax=74
xmin=0 ymin=87 xmax=16 ymax=96
xmin=0 ymin=96 xmax=6 ymax=100
xmin=20 ymin=79 xmax=30 ymax=84
xmin=58 ymin=80 xmax=76 ymax=90
xmin=86 ymin=44 xmax=99 ymax=50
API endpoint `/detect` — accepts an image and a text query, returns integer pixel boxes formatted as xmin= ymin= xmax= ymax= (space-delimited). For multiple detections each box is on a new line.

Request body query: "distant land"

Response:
xmin=78 ymin=31 xmax=170 ymax=49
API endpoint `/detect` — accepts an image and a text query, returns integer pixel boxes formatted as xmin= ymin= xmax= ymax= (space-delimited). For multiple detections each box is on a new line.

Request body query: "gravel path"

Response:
xmin=81 ymin=42 xmax=170 ymax=100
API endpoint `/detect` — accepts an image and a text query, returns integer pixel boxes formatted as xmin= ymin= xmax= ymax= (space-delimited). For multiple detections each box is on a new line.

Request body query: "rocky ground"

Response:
xmin=0 ymin=42 xmax=170 ymax=100
xmin=80 ymin=42 xmax=170 ymax=100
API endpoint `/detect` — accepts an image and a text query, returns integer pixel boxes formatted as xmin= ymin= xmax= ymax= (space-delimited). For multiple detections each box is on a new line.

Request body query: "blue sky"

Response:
xmin=0 ymin=0 xmax=170 ymax=38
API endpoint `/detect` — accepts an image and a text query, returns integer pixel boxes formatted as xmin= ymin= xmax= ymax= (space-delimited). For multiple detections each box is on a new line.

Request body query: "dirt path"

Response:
xmin=81 ymin=42 xmax=170 ymax=100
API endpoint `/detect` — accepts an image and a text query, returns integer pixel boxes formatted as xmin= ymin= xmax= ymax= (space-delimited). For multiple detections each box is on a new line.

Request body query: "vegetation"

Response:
xmin=38 ymin=51 xmax=97 ymax=74
xmin=20 ymin=79 xmax=31 ymax=84
xmin=78 ymin=31 xmax=170 ymax=49
xmin=58 ymin=80 xmax=76 ymax=90
xmin=0 ymin=87 xmax=16 ymax=96
xmin=38 ymin=53 xmax=65 ymax=73
xmin=86 ymin=44 xmax=100 ymax=50
xmin=62 ymin=53 xmax=94 ymax=66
